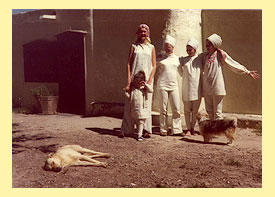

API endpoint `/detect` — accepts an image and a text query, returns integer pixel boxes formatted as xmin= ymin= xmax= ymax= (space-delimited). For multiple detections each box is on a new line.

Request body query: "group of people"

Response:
xmin=119 ymin=24 xmax=260 ymax=141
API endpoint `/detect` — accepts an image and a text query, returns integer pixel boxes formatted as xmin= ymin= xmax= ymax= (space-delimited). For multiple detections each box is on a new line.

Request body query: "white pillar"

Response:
xmin=153 ymin=9 xmax=205 ymax=129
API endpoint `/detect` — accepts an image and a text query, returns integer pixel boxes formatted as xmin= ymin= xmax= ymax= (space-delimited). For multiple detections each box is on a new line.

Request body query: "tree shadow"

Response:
xmin=12 ymin=130 xmax=57 ymax=154
xmin=36 ymin=144 xmax=59 ymax=153
xmin=12 ymin=123 xmax=20 ymax=127
xmin=12 ymin=144 xmax=26 ymax=154
xmin=180 ymin=137 xmax=228 ymax=146
xmin=12 ymin=134 xmax=55 ymax=143
xmin=12 ymin=143 xmax=59 ymax=154
xmin=12 ymin=129 xmax=23 ymax=134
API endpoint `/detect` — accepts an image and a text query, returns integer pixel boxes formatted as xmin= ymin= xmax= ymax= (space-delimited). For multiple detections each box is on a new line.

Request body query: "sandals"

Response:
xmin=190 ymin=128 xmax=198 ymax=136
xmin=143 ymin=131 xmax=151 ymax=138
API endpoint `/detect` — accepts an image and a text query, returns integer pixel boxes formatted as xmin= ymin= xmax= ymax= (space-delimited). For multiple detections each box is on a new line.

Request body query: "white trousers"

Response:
xmin=121 ymin=92 xmax=153 ymax=134
xmin=159 ymin=88 xmax=182 ymax=134
xmin=183 ymin=99 xmax=201 ymax=130
xmin=204 ymin=95 xmax=224 ymax=120
xmin=135 ymin=119 xmax=145 ymax=138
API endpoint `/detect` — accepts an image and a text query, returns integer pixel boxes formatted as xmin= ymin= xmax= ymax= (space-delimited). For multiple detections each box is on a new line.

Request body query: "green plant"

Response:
xmin=12 ymin=106 xmax=33 ymax=114
xmin=12 ymin=98 xmax=36 ymax=114
xmin=31 ymin=86 xmax=55 ymax=98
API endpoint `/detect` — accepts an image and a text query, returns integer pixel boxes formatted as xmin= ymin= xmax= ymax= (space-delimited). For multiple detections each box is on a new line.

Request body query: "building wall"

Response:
xmin=85 ymin=9 xmax=171 ymax=116
xmin=88 ymin=9 xmax=168 ymax=103
xmin=201 ymin=10 xmax=262 ymax=114
xmin=12 ymin=9 xmax=92 ymax=112
xmin=87 ymin=10 xmax=203 ymax=116
xmin=12 ymin=9 xmax=261 ymax=116
xmin=12 ymin=10 xmax=60 ymax=110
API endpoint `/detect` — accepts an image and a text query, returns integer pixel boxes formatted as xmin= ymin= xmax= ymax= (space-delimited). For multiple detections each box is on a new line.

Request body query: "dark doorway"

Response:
xmin=56 ymin=31 xmax=86 ymax=115
xmin=23 ymin=30 xmax=86 ymax=115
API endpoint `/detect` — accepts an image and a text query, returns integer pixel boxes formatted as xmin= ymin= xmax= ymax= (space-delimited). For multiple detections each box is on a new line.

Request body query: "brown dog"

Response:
xmin=44 ymin=145 xmax=111 ymax=172
xmin=196 ymin=111 xmax=237 ymax=145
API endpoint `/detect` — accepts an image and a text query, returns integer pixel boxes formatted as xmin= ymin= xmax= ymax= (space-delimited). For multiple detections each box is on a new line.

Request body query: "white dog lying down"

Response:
xmin=44 ymin=145 xmax=111 ymax=172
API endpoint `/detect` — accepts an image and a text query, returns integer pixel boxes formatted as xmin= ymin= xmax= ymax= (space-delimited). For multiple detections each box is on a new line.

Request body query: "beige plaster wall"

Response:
xmin=201 ymin=10 xmax=262 ymax=114
xmin=88 ymin=10 xmax=204 ymax=123
xmin=88 ymin=10 xmax=169 ymax=105
xmin=12 ymin=10 xmax=61 ymax=109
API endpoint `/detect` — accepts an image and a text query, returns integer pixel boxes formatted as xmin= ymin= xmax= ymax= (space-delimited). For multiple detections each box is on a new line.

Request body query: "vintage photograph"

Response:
xmin=12 ymin=9 xmax=262 ymax=188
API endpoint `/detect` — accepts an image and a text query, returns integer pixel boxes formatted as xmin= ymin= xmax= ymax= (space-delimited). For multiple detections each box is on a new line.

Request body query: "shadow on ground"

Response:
xmin=180 ymin=137 xmax=228 ymax=146
xmin=85 ymin=127 xmax=121 ymax=137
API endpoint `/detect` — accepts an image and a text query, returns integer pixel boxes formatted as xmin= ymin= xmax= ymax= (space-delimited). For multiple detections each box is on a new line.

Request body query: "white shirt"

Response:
xmin=179 ymin=54 xmax=202 ymax=101
xmin=131 ymin=43 xmax=154 ymax=81
xmin=202 ymin=51 xmax=250 ymax=96
xmin=157 ymin=53 xmax=180 ymax=91
xmin=125 ymin=84 xmax=153 ymax=120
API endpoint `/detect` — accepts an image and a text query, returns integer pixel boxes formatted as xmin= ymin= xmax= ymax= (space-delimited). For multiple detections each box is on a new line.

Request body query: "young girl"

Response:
xmin=125 ymin=70 xmax=153 ymax=141
xmin=157 ymin=35 xmax=184 ymax=136
xmin=179 ymin=39 xmax=202 ymax=135
xmin=120 ymin=24 xmax=156 ymax=138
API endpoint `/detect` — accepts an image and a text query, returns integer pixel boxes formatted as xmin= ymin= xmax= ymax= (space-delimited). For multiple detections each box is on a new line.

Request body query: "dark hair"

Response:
xmin=130 ymin=70 xmax=146 ymax=90
xmin=134 ymin=70 xmax=146 ymax=82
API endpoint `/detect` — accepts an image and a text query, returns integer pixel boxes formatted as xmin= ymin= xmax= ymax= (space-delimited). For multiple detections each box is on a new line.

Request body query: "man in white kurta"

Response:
xmin=157 ymin=35 xmax=183 ymax=136
xmin=203 ymin=33 xmax=260 ymax=120
xmin=179 ymin=39 xmax=202 ymax=135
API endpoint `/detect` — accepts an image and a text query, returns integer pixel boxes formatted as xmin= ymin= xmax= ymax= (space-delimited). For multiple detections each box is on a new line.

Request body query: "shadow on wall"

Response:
xmin=22 ymin=31 xmax=87 ymax=115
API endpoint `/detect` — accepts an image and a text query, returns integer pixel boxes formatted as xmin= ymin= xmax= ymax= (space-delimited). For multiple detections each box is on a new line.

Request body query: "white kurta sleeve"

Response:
xmin=223 ymin=52 xmax=250 ymax=75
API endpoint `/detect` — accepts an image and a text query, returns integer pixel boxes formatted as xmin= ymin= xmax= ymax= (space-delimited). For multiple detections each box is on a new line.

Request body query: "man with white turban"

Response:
xmin=157 ymin=35 xmax=184 ymax=136
xmin=179 ymin=38 xmax=202 ymax=135
xmin=203 ymin=33 xmax=260 ymax=120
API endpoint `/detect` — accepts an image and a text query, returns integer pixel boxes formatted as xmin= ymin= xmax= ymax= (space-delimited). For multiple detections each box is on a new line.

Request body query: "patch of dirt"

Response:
xmin=12 ymin=113 xmax=262 ymax=188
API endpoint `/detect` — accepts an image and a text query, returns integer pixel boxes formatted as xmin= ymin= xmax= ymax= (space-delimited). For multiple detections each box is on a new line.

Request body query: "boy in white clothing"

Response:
xmin=125 ymin=70 xmax=153 ymax=141
xmin=179 ymin=39 xmax=202 ymax=135
xmin=157 ymin=35 xmax=184 ymax=136
xmin=203 ymin=34 xmax=260 ymax=120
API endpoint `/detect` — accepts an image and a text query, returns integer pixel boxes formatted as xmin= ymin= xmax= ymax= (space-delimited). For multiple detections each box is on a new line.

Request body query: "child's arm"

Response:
xmin=124 ymin=90 xmax=131 ymax=99
xmin=220 ymin=50 xmax=260 ymax=80
xmin=144 ymin=84 xmax=154 ymax=93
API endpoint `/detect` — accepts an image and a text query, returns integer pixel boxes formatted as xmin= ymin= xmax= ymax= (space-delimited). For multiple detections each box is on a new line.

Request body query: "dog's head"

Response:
xmin=196 ymin=110 xmax=209 ymax=122
xmin=43 ymin=153 xmax=62 ymax=172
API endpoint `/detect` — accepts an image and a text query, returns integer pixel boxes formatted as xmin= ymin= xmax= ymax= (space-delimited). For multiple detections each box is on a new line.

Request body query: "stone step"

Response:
xmin=152 ymin=111 xmax=262 ymax=129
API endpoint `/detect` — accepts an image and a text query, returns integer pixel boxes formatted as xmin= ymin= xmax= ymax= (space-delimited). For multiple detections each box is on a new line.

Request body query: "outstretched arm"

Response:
xmin=218 ymin=49 xmax=260 ymax=80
